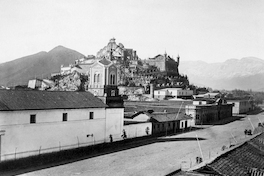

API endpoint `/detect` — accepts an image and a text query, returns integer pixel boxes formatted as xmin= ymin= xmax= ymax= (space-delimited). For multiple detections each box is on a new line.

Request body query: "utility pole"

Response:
xmin=248 ymin=118 xmax=255 ymax=131
xmin=175 ymin=101 xmax=184 ymax=133
xmin=196 ymin=134 xmax=204 ymax=162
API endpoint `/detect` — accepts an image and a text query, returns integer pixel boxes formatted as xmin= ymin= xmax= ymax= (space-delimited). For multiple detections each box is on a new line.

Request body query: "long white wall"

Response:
xmin=105 ymin=108 xmax=124 ymax=142
xmin=124 ymin=122 xmax=152 ymax=138
xmin=0 ymin=107 xmax=124 ymax=161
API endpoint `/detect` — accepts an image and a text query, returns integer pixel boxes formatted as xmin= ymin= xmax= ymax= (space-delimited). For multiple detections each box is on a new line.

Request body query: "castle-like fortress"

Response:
xmin=60 ymin=38 xmax=187 ymax=96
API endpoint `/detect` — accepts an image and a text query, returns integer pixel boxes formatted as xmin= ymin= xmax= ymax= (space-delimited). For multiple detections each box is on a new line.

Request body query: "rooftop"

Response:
xmin=150 ymin=112 xmax=192 ymax=122
xmin=0 ymin=90 xmax=107 ymax=111
xmin=196 ymin=132 xmax=264 ymax=175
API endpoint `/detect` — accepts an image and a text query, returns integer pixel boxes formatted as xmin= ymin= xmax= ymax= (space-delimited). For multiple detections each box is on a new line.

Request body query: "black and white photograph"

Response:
xmin=0 ymin=0 xmax=264 ymax=175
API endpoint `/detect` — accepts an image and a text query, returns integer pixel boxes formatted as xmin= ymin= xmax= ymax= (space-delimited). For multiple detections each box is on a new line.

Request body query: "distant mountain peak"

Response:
xmin=241 ymin=57 xmax=264 ymax=63
xmin=49 ymin=45 xmax=70 ymax=53
xmin=180 ymin=56 xmax=264 ymax=90
xmin=0 ymin=46 xmax=85 ymax=87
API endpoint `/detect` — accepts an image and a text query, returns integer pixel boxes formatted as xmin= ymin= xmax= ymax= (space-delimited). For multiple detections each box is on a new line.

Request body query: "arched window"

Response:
xmin=110 ymin=75 xmax=113 ymax=85
xmin=97 ymin=74 xmax=100 ymax=83
xmin=113 ymin=74 xmax=115 ymax=85
xmin=94 ymin=74 xmax=97 ymax=83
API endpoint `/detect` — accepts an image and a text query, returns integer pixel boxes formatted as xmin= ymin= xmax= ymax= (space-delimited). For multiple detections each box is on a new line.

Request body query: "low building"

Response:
xmin=150 ymin=112 xmax=193 ymax=135
xmin=185 ymin=98 xmax=233 ymax=125
xmin=28 ymin=79 xmax=55 ymax=90
xmin=0 ymin=90 xmax=124 ymax=161
xmin=124 ymin=111 xmax=152 ymax=138
xmin=226 ymin=99 xmax=253 ymax=114
xmin=28 ymin=79 xmax=42 ymax=89
xmin=125 ymin=111 xmax=193 ymax=136
xmin=154 ymin=88 xmax=193 ymax=100
xmin=195 ymin=92 xmax=221 ymax=99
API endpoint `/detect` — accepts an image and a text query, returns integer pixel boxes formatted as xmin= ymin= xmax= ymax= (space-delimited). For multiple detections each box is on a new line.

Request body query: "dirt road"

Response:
xmin=20 ymin=112 xmax=264 ymax=176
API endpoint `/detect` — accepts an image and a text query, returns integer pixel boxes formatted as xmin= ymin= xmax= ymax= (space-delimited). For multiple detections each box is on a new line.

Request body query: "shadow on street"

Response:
xmin=0 ymin=131 xmax=206 ymax=176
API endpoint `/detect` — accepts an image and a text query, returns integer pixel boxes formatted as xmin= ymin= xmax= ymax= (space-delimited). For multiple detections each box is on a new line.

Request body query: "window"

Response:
xmin=111 ymin=90 xmax=115 ymax=96
xmin=110 ymin=73 xmax=116 ymax=85
xmin=97 ymin=74 xmax=100 ymax=83
xmin=113 ymin=75 xmax=115 ymax=85
xmin=30 ymin=114 xmax=36 ymax=123
xmin=89 ymin=112 xmax=94 ymax=119
xmin=63 ymin=113 xmax=68 ymax=121
xmin=94 ymin=74 xmax=97 ymax=83
xmin=196 ymin=114 xmax=200 ymax=120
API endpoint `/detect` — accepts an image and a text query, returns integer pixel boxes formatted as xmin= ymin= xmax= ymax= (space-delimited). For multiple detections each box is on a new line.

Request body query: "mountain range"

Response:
xmin=179 ymin=57 xmax=264 ymax=91
xmin=0 ymin=46 xmax=84 ymax=87
xmin=0 ymin=46 xmax=263 ymax=91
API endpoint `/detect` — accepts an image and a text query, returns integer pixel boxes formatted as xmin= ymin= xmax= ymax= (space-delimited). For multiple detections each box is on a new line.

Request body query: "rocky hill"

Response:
xmin=180 ymin=57 xmax=264 ymax=91
xmin=0 ymin=46 xmax=84 ymax=87
xmin=49 ymin=71 xmax=88 ymax=91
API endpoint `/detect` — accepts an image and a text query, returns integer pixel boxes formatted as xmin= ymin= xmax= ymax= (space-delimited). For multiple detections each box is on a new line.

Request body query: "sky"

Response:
xmin=0 ymin=0 xmax=263 ymax=64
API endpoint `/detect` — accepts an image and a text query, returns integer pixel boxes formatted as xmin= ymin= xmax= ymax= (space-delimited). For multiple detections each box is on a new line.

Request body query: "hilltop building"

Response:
xmin=96 ymin=38 xmax=138 ymax=65
xmin=57 ymin=38 xmax=189 ymax=96
xmin=59 ymin=57 xmax=118 ymax=96
xmin=154 ymin=88 xmax=193 ymax=100
xmin=143 ymin=53 xmax=180 ymax=75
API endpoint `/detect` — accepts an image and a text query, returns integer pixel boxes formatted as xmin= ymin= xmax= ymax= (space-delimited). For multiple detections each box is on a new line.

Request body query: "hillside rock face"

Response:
xmin=49 ymin=71 xmax=88 ymax=91
xmin=180 ymin=57 xmax=264 ymax=91
xmin=0 ymin=46 xmax=84 ymax=87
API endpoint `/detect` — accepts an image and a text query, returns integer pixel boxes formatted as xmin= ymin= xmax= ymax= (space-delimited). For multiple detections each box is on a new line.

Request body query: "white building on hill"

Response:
xmin=60 ymin=57 xmax=118 ymax=96
xmin=154 ymin=88 xmax=193 ymax=100
xmin=0 ymin=90 xmax=124 ymax=161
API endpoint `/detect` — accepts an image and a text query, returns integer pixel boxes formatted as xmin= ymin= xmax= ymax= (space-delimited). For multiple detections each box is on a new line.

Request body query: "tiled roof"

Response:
xmin=197 ymin=133 xmax=264 ymax=176
xmin=0 ymin=90 xmax=107 ymax=111
xmin=150 ymin=112 xmax=192 ymax=122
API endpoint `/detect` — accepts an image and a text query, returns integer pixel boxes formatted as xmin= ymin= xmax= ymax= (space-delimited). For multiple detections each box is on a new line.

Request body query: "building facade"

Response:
xmin=154 ymin=88 xmax=193 ymax=100
xmin=60 ymin=57 xmax=118 ymax=96
xmin=0 ymin=90 xmax=124 ymax=161
xmin=226 ymin=99 xmax=253 ymax=114
xmin=144 ymin=53 xmax=180 ymax=74
xmin=87 ymin=58 xmax=118 ymax=96
xmin=185 ymin=99 xmax=233 ymax=125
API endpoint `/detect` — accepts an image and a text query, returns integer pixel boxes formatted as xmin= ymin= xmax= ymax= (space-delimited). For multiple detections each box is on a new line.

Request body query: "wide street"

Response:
xmin=20 ymin=111 xmax=264 ymax=176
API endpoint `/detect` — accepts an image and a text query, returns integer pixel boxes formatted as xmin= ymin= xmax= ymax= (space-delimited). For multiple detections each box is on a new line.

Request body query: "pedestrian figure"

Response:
xmin=109 ymin=134 xmax=113 ymax=143
xmin=248 ymin=129 xmax=252 ymax=135
xmin=244 ymin=129 xmax=248 ymax=136
xmin=121 ymin=129 xmax=127 ymax=139
xmin=145 ymin=127 xmax=150 ymax=135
